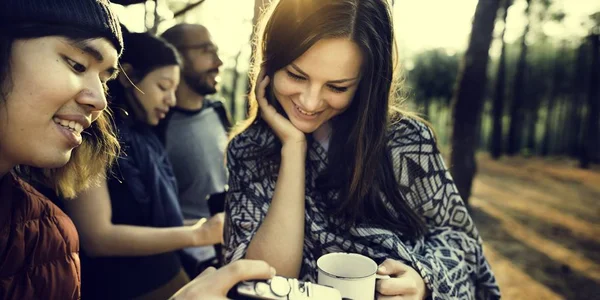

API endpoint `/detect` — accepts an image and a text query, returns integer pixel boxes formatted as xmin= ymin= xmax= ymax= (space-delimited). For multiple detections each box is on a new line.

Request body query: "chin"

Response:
xmin=289 ymin=118 xmax=320 ymax=134
xmin=32 ymin=151 xmax=72 ymax=169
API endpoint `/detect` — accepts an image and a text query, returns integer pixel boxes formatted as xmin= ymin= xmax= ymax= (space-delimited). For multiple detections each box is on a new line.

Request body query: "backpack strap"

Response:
xmin=205 ymin=99 xmax=232 ymax=132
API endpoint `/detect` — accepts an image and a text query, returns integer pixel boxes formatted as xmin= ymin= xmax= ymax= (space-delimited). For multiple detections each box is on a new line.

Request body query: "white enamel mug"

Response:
xmin=317 ymin=253 xmax=390 ymax=300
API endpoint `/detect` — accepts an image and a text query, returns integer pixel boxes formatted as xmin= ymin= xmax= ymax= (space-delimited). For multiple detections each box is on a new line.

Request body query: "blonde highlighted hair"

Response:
xmin=23 ymin=109 xmax=120 ymax=199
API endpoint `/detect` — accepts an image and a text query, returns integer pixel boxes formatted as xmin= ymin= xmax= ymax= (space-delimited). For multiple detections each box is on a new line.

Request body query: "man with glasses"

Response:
xmin=160 ymin=23 xmax=231 ymax=276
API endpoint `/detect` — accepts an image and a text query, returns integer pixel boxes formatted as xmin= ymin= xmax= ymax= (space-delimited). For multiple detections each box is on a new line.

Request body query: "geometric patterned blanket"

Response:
xmin=224 ymin=118 xmax=501 ymax=299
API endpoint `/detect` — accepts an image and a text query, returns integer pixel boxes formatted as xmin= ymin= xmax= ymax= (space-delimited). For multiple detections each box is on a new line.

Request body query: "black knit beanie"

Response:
xmin=0 ymin=0 xmax=123 ymax=55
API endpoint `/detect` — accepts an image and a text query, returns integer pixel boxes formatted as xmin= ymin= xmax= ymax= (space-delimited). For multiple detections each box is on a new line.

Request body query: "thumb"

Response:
xmin=377 ymin=259 xmax=409 ymax=276
xmin=213 ymin=260 xmax=276 ymax=294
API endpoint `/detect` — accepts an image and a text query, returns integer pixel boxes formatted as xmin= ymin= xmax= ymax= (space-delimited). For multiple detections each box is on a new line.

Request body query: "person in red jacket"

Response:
xmin=0 ymin=0 xmax=275 ymax=299
xmin=0 ymin=1 xmax=123 ymax=298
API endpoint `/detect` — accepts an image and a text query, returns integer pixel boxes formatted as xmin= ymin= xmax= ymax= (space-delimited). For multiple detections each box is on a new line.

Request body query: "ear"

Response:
xmin=118 ymin=63 xmax=136 ymax=87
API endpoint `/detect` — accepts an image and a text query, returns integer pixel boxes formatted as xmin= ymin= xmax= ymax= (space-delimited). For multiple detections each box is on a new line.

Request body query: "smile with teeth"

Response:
xmin=294 ymin=103 xmax=319 ymax=116
xmin=53 ymin=117 xmax=84 ymax=134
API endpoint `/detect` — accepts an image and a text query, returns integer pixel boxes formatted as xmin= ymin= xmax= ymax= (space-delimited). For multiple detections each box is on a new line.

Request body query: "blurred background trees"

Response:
xmin=111 ymin=0 xmax=600 ymax=203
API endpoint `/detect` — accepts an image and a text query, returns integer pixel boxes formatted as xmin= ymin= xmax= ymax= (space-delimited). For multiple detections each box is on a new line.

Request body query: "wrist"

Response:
xmin=281 ymin=140 xmax=307 ymax=157
xmin=185 ymin=226 xmax=200 ymax=247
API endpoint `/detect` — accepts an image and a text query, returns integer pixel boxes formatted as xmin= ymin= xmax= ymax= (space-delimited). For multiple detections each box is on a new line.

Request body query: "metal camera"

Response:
xmin=231 ymin=276 xmax=342 ymax=300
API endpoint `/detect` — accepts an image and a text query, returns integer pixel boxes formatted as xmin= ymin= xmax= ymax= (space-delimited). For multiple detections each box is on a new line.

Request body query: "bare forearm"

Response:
xmin=246 ymin=144 xmax=306 ymax=277
xmin=83 ymin=225 xmax=194 ymax=257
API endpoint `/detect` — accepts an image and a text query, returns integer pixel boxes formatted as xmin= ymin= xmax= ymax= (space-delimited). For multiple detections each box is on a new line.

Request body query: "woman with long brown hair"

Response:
xmin=224 ymin=0 xmax=500 ymax=299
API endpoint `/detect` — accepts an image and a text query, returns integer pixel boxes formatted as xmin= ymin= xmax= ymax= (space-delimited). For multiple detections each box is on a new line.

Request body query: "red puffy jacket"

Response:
xmin=0 ymin=172 xmax=80 ymax=299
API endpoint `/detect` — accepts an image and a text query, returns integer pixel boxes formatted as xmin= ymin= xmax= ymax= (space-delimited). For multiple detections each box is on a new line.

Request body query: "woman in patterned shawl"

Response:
xmin=224 ymin=0 xmax=500 ymax=299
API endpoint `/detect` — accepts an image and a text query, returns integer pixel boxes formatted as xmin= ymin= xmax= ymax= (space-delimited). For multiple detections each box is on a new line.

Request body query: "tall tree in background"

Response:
xmin=507 ymin=0 xmax=533 ymax=155
xmin=569 ymin=41 xmax=589 ymax=157
xmin=490 ymin=0 xmax=513 ymax=159
xmin=449 ymin=0 xmax=500 ymax=205
xmin=409 ymin=49 xmax=460 ymax=119
xmin=541 ymin=43 xmax=566 ymax=156
xmin=581 ymin=31 xmax=600 ymax=168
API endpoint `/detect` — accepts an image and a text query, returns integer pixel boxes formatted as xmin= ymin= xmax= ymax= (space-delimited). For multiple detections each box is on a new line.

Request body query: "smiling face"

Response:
xmin=0 ymin=36 xmax=118 ymax=174
xmin=272 ymin=38 xmax=363 ymax=134
xmin=130 ymin=65 xmax=180 ymax=126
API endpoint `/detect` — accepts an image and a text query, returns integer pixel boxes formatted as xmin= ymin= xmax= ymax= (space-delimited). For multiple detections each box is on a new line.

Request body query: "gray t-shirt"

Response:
xmin=164 ymin=104 xmax=228 ymax=261
xmin=165 ymin=105 xmax=228 ymax=219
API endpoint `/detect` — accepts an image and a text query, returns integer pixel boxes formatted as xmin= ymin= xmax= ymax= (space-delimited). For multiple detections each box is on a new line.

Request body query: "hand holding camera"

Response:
xmin=228 ymin=276 xmax=342 ymax=300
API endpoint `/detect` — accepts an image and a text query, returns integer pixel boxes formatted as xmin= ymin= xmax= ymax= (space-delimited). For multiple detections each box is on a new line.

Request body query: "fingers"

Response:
xmin=212 ymin=260 xmax=276 ymax=294
xmin=254 ymin=68 xmax=266 ymax=98
xmin=194 ymin=218 xmax=208 ymax=227
xmin=255 ymin=74 xmax=270 ymax=109
xmin=377 ymin=295 xmax=405 ymax=300
xmin=376 ymin=276 xmax=418 ymax=296
xmin=208 ymin=213 xmax=225 ymax=225
xmin=377 ymin=259 xmax=409 ymax=276
xmin=378 ymin=296 xmax=405 ymax=300
xmin=256 ymin=75 xmax=283 ymax=126
xmin=194 ymin=266 xmax=217 ymax=280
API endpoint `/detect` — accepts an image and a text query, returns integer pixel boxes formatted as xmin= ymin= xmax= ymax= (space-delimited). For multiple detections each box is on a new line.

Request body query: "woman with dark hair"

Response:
xmin=0 ymin=1 xmax=274 ymax=299
xmin=0 ymin=0 xmax=122 ymax=298
xmin=224 ymin=0 xmax=500 ymax=299
xmin=66 ymin=28 xmax=224 ymax=300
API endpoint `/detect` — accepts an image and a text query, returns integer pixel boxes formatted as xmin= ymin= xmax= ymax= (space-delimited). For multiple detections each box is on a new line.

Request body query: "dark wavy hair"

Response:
xmin=107 ymin=27 xmax=181 ymax=123
xmin=230 ymin=0 xmax=427 ymax=238
xmin=0 ymin=24 xmax=120 ymax=198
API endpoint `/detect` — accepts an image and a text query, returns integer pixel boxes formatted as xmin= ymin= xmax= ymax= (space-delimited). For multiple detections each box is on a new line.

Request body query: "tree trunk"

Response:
xmin=449 ymin=0 xmax=500 ymax=205
xmin=423 ymin=97 xmax=431 ymax=120
xmin=525 ymin=90 xmax=539 ymax=154
xmin=541 ymin=47 xmax=564 ymax=156
xmin=490 ymin=0 xmax=512 ymax=159
xmin=525 ymin=108 xmax=538 ymax=153
xmin=569 ymin=42 xmax=589 ymax=157
xmin=507 ymin=0 xmax=532 ymax=155
xmin=581 ymin=33 xmax=600 ymax=168
xmin=557 ymin=100 xmax=569 ymax=154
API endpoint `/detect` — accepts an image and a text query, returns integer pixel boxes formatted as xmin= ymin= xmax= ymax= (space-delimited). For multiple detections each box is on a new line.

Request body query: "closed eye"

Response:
xmin=286 ymin=70 xmax=306 ymax=81
xmin=158 ymin=84 xmax=168 ymax=91
xmin=328 ymin=85 xmax=348 ymax=93
xmin=63 ymin=56 xmax=87 ymax=73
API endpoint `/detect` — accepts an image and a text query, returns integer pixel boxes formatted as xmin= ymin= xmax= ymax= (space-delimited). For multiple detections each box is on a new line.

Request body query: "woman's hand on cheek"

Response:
xmin=376 ymin=259 xmax=428 ymax=300
xmin=255 ymin=69 xmax=305 ymax=147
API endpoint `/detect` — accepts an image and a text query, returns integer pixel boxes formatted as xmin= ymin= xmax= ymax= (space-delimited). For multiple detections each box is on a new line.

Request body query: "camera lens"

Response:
xmin=270 ymin=277 xmax=291 ymax=296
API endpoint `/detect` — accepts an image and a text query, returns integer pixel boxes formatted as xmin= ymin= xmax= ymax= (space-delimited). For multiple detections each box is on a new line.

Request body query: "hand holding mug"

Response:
xmin=317 ymin=253 xmax=391 ymax=300
xmin=376 ymin=259 xmax=428 ymax=300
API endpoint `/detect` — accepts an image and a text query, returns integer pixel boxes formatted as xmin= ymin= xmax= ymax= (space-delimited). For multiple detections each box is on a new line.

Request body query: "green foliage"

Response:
xmin=406 ymin=48 xmax=460 ymax=106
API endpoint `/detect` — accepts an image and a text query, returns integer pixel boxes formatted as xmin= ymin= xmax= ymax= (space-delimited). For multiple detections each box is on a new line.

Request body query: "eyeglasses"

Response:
xmin=177 ymin=43 xmax=219 ymax=56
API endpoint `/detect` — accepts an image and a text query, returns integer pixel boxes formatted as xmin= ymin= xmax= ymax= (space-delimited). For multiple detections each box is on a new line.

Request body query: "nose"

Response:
xmin=298 ymin=84 xmax=322 ymax=112
xmin=165 ymin=91 xmax=176 ymax=107
xmin=76 ymin=78 xmax=108 ymax=112
xmin=214 ymin=54 xmax=223 ymax=68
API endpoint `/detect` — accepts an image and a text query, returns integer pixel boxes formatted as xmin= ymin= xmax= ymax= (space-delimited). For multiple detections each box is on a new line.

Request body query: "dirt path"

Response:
xmin=471 ymin=154 xmax=600 ymax=300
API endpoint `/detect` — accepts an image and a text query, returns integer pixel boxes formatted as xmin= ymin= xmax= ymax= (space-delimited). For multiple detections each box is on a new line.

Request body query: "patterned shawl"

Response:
xmin=224 ymin=118 xmax=500 ymax=299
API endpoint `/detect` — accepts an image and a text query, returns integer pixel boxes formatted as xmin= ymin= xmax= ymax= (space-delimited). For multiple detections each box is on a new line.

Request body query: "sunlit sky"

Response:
xmin=112 ymin=0 xmax=600 ymax=72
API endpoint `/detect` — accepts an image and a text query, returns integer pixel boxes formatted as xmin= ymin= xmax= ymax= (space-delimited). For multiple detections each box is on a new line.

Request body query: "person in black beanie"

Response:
xmin=0 ymin=0 xmax=122 ymax=299
xmin=0 ymin=1 xmax=277 ymax=299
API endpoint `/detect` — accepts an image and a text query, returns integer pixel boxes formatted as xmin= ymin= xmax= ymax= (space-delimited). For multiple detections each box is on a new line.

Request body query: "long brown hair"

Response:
xmin=230 ymin=0 xmax=427 ymax=238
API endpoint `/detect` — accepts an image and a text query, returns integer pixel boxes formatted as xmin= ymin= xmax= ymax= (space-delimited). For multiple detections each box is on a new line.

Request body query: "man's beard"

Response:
xmin=183 ymin=69 xmax=217 ymax=96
